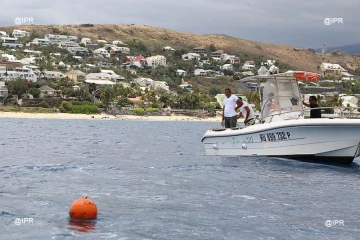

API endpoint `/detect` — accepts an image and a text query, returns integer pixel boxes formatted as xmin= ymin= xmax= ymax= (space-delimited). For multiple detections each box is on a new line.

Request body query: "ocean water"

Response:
xmin=0 ymin=118 xmax=359 ymax=240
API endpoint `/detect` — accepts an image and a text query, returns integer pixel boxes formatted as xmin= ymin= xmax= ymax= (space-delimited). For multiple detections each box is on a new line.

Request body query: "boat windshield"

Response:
xmin=261 ymin=77 xmax=303 ymax=122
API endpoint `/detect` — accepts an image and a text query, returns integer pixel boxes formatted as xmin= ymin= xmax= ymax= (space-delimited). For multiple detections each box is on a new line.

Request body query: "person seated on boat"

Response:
xmin=302 ymin=95 xmax=321 ymax=118
xmin=221 ymin=88 xmax=242 ymax=128
xmin=237 ymin=97 xmax=256 ymax=126
xmin=261 ymin=93 xmax=276 ymax=119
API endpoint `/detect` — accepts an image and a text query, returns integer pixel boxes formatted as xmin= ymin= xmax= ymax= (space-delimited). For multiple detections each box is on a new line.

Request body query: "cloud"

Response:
xmin=0 ymin=0 xmax=359 ymax=48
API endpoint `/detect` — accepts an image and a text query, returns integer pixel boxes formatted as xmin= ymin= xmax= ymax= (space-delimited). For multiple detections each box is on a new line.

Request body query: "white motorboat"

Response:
xmin=201 ymin=71 xmax=360 ymax=164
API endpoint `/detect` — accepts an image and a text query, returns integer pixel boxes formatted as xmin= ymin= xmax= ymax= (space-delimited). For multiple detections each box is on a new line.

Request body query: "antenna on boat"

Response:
xmin=322 ymin=42 xmax=327 ymax=55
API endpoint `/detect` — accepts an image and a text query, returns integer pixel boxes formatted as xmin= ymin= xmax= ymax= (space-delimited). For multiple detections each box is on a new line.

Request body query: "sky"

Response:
xmin=0 ymin=0 xmax=359 ymax=49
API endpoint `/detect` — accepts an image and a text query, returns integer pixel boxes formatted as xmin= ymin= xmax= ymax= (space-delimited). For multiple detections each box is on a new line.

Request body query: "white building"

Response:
xmin=176 ymin=69 xmax=187 ymax=76
xmin=1 ymin=54 xmax=17 ymax=62
xmin=112 ymin=40 xmax=126 ymax=45
xmin=163 ymin=46 xmax=175 ymax=51
xmin=182 ymin=53 xmax=200 ymax=61
xmin=59 ymin=41 xmax=80 ymax=48
xmin=222 ymin=54 xmax=239 ymax=64
xmin=0 ymin=66 xmax=37 ymax=82
xmin=220 ymin=64 xmax=233 ymax=71
xmin=133 ymin=77 xmax=170 ymax=92
xmin=44 ymin=34 xmax=77 ymax=43
xmin=23 ymin=49 xmax=41 ymax=56
xmin=93 ymin=48 xmax=110 ymax=58
xmin=100 ymin=70 xmax=125 ymax=80
xmin=194 ymin=69 xmax=207 ymax=76
xmin=320 ymin=63 xmax=347 ymax=75
xmin=153 ymin=81 xmax=169 ymax=91
xmin=242 ymin=63 xmax=256 ymax=70
xmin=31 ymin=38 xmax=51 ymax=46
xmin=80 ymin=38 xmax=92 ymax=46
xmin=44 ymin=71 xmax=67 ymax=79
xmin=12 ymin=30 xmax=30 ymax=38
xmin=18 ymin=57 xmax=37 ymax=65
xmin=146 ymin=55 xmax=166 ymax=68
xmin=86 ymin=73 xmax=112 ymax=80
xmin=0 ymin=31 xmax=9 ymax=37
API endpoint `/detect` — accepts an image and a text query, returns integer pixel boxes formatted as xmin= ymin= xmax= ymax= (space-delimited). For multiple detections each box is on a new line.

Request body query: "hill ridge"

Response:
xmin=1 ymin=23 xmax=360 ymax=72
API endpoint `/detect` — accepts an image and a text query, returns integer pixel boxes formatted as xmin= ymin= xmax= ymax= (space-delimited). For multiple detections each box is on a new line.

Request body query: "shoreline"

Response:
xmin=0 ymin=111 xmax=229 ymax=122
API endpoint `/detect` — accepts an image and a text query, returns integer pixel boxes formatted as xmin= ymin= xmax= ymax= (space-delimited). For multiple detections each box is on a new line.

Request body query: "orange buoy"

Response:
xmin=69 ymin=195 xmax=97 ymax=220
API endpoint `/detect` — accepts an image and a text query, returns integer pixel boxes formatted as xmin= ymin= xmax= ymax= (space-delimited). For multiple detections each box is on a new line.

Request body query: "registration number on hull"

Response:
xmin=260 ymin=132 xmax=291 ymax=142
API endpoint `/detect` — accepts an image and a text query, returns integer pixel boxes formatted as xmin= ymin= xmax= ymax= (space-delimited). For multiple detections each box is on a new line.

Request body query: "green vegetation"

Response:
xmin=69 ymin=103 xmax=100 ymax=114
xmin=133 ymin=108 xmax=145 ymax=115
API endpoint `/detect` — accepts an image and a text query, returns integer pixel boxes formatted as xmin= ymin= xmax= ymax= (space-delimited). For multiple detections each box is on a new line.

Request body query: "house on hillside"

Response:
xmin=194 ymin=69 xmax=207 ymax=76
xmin=320 ymin=63 xmax=347 ymax=76
xmin=12 ymin=30 xmax=30 ymax=38
xmin=211 ymin=50 xmax=224 ymax=59
xmin=126 ymin=55 xmax=146 ymax=68
xmin=242 ymin=61 xmax=256 ymax=70
xmin=176 ymin=69 xmax=187 ymax=77
xmin=269 ymin=65 xmax=279 ymax=74
xmin=182 ymin=53 xmax=200 ymax=61
xmin=93 ymin=48 xmax=110 ymax=58
xmin=31 ymin=38 xmax=51 ymax=46
xmin=264 ymin=59 xmax=276 ymax=66
xmin=44 ymin=71 xmax=67 ymax=79
xmin=192 ymin=46 xmax=207 ymax=55
xmin=222 ymin=54 xmax=240 ymax=64
xmin=112 ymin=40 xmax=126 ymax=45
xmin=340 ymin=95 xmax=358 ymax=108
xmin=66 ymin=70 xmax=86 ymax=83
xmin=0 ymin=31 xmax=9 ymax=37
xmin=39 ymin=85 xmax=62 ymax=98
xmin=220 ymin=64 xmax=233 ymax=71
xmin=163 ymin=46 xmax=175 ymax=51
xmin=146 ymin=55 xmax=166 ymax=68
xmin=81 ymin=38 xmax=92 ymax=46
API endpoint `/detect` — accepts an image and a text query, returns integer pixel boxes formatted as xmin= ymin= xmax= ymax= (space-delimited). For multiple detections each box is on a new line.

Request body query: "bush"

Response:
xmin=39 ymin=100 xmax=49 ymax=108
xmin=146 ymin=107 xmax=159 ymax=113
xmin=28 ymin=88 xmax=41 ymax=98
xmin=133 ymin=108 xmax=144 ymax=115
xmin=60 ymin=101 xmax=73 ymax=112
xmin=69 ymin=104 xmax=100 ymax=114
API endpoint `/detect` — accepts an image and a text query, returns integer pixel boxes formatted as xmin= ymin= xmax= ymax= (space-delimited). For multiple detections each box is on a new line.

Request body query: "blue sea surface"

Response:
xmin=0 ymin=118 xmax=359 ymax=240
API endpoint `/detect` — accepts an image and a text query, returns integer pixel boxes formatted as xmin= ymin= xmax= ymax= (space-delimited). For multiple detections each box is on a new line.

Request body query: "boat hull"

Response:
xmin=202 ymin=119 xmax=360 ymax=164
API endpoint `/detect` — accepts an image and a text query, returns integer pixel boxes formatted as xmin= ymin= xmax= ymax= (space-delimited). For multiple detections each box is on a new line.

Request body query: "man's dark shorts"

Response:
xmin=224 ymin=116 xmax=237 ymax=128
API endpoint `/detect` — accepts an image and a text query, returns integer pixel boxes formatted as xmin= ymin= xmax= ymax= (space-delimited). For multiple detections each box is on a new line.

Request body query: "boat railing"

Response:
xmin=264 ymin=106 xmax=360 ymax=123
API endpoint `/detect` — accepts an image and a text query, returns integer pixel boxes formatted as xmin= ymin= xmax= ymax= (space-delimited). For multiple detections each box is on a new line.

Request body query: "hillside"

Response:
xmin=2 ymin=24 xmax=360 ymax=73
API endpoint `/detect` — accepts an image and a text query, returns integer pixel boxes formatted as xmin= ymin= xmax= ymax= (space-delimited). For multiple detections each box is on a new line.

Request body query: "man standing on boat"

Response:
xmin=302 ymin=95 xmax=321 ymax=118
xmin=221 ymin=88 xmax=242 ymax=128
xmin=237 ymin=97 xmax=256 ymax=126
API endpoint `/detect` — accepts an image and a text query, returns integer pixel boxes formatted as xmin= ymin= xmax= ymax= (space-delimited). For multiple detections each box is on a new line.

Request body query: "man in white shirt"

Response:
xmin=237 ymin=97 xmax=255 ymax=126
xmin=221 ymin=88 xmax=242 ymax=128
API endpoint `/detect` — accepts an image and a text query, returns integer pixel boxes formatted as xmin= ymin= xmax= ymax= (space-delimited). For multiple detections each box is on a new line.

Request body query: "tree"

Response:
xmin=28 ymin=88 xmax=41 ymax=98
xmin=173 ymin=50 xmax=182 ymax=58
xmin=100 ymin=86 xmax=116 ymax=108
xmin=6 ymin=79 xmax=29 ymax=97
xmin=208 ymin=87 xmax=220 ymax=96
xmin=209 ymin=44 xmax=217 ymax=52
